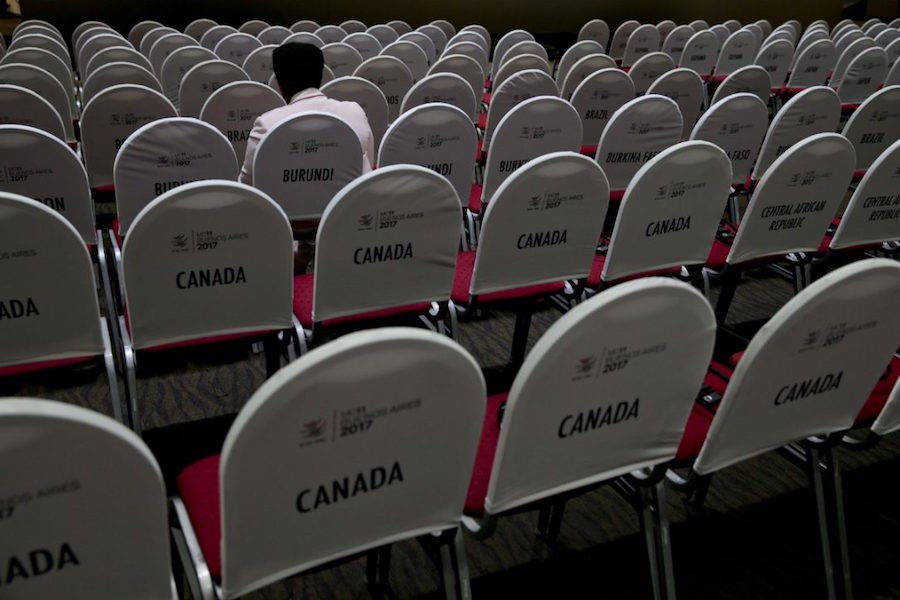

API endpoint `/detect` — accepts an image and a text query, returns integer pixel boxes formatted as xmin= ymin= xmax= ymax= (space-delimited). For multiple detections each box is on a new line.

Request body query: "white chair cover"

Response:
xmin=571 ymin=68 xmax=635 ymax=149
xmin=353 ymin=56 xmax=414 ymax=122
xmin=179 ymin=59 xmax=249 ymax=118
xmin=647 ymin=68 xmax=705 ymax=139
xmin=321 ymin=76 xmax=390 ymax=150
xmin=161 ymin=46 xmax=217 ymax=106
xmin=691 ymin=93 xmax=769 ymax=186
xmin=0 ymin=84 xmax=65 ymax=141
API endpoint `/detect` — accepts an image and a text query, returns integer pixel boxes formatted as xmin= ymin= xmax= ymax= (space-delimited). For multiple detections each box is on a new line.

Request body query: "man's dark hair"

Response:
xmin=272 ymin=42 xmax=325 ymax=101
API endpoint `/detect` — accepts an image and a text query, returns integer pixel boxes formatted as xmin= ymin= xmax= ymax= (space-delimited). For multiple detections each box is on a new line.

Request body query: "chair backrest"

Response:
xmin=787 ymin=39 xmax=836 ymax=88
xmin=0 ymin=84 xmax=65 ymax=141
xmin=81 ymin=84 xmax=177 ymax=189
xmin=872 ymin=372 xmax=900 ymax=436
xmin=398 ymin=31 xmax=437 ymax=65
xmin=320 ymin=76 xmax=390 ymax=150
xmin=315 ymin=25 xmax=348 ymax=45
xmin=710 ymin=24 xmax=731 ymax=47
xmin=559 ymin=53 xmax=617 ymax=99
xmin=830 ymin=139 xmax=900 ymax=249
xmin=657 ymin=20 xmax=676 ymax=40
xmin=753 ymin=86 xmax=841 ymax=179
xmin=353 ymin=55 xmax=414 ymax=122
xmin=647 ymin=68 xmax=704 ymax=139
xmin=340 ymin=19 xmax=368 ymax=35
xmin=200 ymin=25 xmax=239 ymax=51
xmin=886 ymin=57 xmax=900 ymax=86
xmin=0 ymin=399 xmax=173 ymax=598
xmin=609 ymin=20 xmax=640 ymax=60
xmin=381 ymin=40 xmax=429 ymax=81
xmin=148 ymin=32 xmax=194 ymax=77
xmin=570 ymin=68 xmax=635 ymax=149
xmin=834 ymin=47 xmax=888 ymax=104
xmin=160 ymin=46 xmax=217 ymax=106
xmin=400 ymin=72 xmax=477 ymax=121
xmin=710 ymin=64 xmax=771 ymax=105
xmin=492 ymin=29 xmax=534 ymax=78
xmin=595 ymin=94 xmax=683 ymax=191
xmin=832 ymin=37 xmax=878 ymax=85
xmin=122 ymin=180 xmax=292 ymax=350
xmin=290 ymin=20 xmax=320 ymax=34
xmin=447 ymin=30 xmax=488 ymax=58
xmin=483 ymin=278 xmax=715 ymax=514
xmin=483 ymin=69 xmax=559 ymax=151
xmin=662 ymin=24 xmax=696 ymax=64
xmin=378 ymin=103 xmax=477 ymax=205
xmin=343 ymin=32 xmax=382 ymax=61
xmin=128 ymin=20 xmax=163 ymax=48
xmin=241 ymin=44 xmax=276 ymax=84
xmin=793 ymin=29 xmax=828 ymax=67
xmin=499 ymin=40 xmax=548 ymax=69
xmin=322 ymin=42 xmax=364 ymax=78
xmin=387 ymin=20 xmax=413 ymax=35
xmin=723 ymin=19 xmax=742 ymax=32
xmin=714 ymin=29 xmax=758 ymax=78
xmin=78 ymin=27 xmax=122 ymax=60
xmin=473 ymin=151 xmax=608 ymax=295
xmin=200 ymin=80 xmax=285 ymax=158
xmin=622 ymin=23 xmax=660 ymax=68
xmin=428 ymin=54 xmax=484 ymax=111
xmin=185 ymin=19 xmax=216 ymax=42
xmin=431 ymin=19 xmax=456 ymax=40
xmin=139 ymin=27 xmax=179 ymax=59
xmin=693 ymin=259 xmax=900 ymax=475
xmin=0 ymin=48 xmax=75 ymax=117
xmin=258 ymin=25 xmax=291 ymax=46
xmin=0 ymin=192 xmax=104 ymax=369
xmin=311 ymin=165 xmax=460 ymax=322
xmin=9 ymin=33 xmax=69 ymax=67
xmin=555 ymin=40 xmax=604 ymax=88
xmin=0 ymin=125 xmax=95 ymax=243
xmin=689 ymin=19 xmax=709 ymax=31
xmin=442 ymin=41 xmax=488 ymax=77
xmin=730 ymin=133 xmax=855 ymax=264
xmin=578 ymin=19 xmax=610 ymax=50
xmin=218 ymin=327 xmax=483 ymax=598
xmin=492 ymin=53 xmax=551 ymax=91
xmin=284 ymin=32 xmax=324 ymax=48
xmin=73 ymin=21 xmax=113 ymax=49
xmin=252 ymin=111 xmax=364 ymax=220
xmin=214 ymin=32 xmax=262 ymax=68
xmin=875 ymin=28 xmax=900 ymax=49
xmin=179 ymin=59 xmax=249 ymax=118
xmin=629 ymin=51 xmax=675 ymax=94
xmin=0 ymin=63 xmax=72 ymax=141
xmin=691 ymin=92 xmax=769 ymax=186
xmin=82 ymin=62 xmax=162 ymax=106
xmin=238 ymin=20 xmax=269 ymax=36
xmin=604 ymin=141 xmax=731 ymax=282
xmin=755 ymin=38 xmax=793 ymax=88
xmin=417 ymin=24 xmax=448 ymax=55
xmin=679 ymin=29 xmax=720 ymax=77
xmin=841 ymin=86 xmax=900 ymax=173
xmin=482 ymin=96 xmax=582 ymax=206
xmin=85 ymin=45 xmax=154 ymax=80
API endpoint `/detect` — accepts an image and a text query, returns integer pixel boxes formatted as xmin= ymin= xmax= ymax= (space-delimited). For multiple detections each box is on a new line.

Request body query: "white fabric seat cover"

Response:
xmin=0 ymin=84 xmax=65 ymax=141
xmin=0 ymin=125 xmax=95 ymax=243
xmin=647 ymin=68 xmax=704 ymax=139
xmin=80 ymin=84 xmax=177 ymax=188
xmin=200 ymin=81 xmax=285 ymax=158
xmin=595 ymin=95 xmax=683 ymax=191
xmin=238 ymin=20 xmax=269 ymax=37
xmin=161 ymin=46 xmax=217 ymax=106
xmin=694 ymin=259 xmax=900 ymax=474
xmin=0 ymin=193 xmax=104 ymax=368
xmin=834 ymin=47 xmax=888 ymax=104
xmin=81 ymin=62 xmax=162 ymax=106
xmin=492 ymin=54 xmax=551 ymax=91
xmin=122 ymin=180 xmax=292 ymax=350
xmin=754 ymin=39 xmax=793 ymax=88
xmin=492 ymin=30 xmax=535 ymax=79
xmin=555 ymin=40 xmax=604 ymax=89
xmin=498 ymin=40 xmax=548 ymax=69
xmin=214 ymin=33 xmax=262 ymax=67
xmin=257 ymin=26 xmax=291 ymax=46
xmin=367 ymin=24 xmax=400 ymax=47
xmin=321 ymin=76 xmax=390 ymax=150
xmin=446 ymin=31 xmax=488 ymax=57
xmin=560 ymin=53 xmax=617 ymax=99
xmin=289 ymin=20 xmax=320 ymax=34
xmin=622 ymin=24 xmax=661 ymax=68
xmin=629 ymin=51 xmax=675 ymax=94
xmin=148 ymin=32 xmax=195 ymax=76
xmin=0 ymin=48 xmax=76 ymax=116
xmin=127 ymin=20 xmax=163 ymax=48
xmin=691 ymin=93 xmax=769 ymax=186
xmin=10 ymin=34 xmax=69 ymax=67
xmin=483 ymin=278 xmax=716 ymax=514
xmin=578 ymin=19 xmax=610 ymax=49
xmin=381 ymin=40 xmax=429 ymax=81
xmin=185 ymin=19 xmax=218 ymax=42
xmin=417 ymin=24 xmax=448 ymax=56
xmin=679 ymin=30 xmax=719 ymax=77
xmin=314 ymin=25 xmax=347 ymax=45
xmin=179 ymin=59 xmax=249 ymax=118
xmin=252 ymin=111 xmax=364 ymax=220
xmin=400 ymin=72 xmax=477 ymax=121
xmin=85 ymin=46 xmax=154 ymax=80
xmin=398 ymin=32 xmax=436 ymax=66
xmin=787 ymin=40 xmax=836 ymax=88
xmin=841 ymin=86 xmax=900 ymax=172
xmin=570 ymin=68 xmax=635 ymax=149
xmin=729 ymin=133 xmax=854 ymax=264
xmin=283 ymin=32 xmax=325 ymax=48
xmin=428 ymin=54 xmax=484 ymax=110
xmin=483 ymin=69 xmax=559 ymax=152
xmin=241 ymin=44 xmax=276 ymax=84
xmin=872 ymin=375 xmax=900 ymax=436
xmin=322 ymin=42 xmax=364 ymax=78
xmin=388 ymin=20 xmax=413 ymax=35
xmin=714 ymin=29 xmax=758 ymax=78
xmin=353 ymin=56 xmax=414 ymax=122
xmin=139 ymin=27 xmax=178 ymax=59
xmin=610 ymin=20 xmax=640 ymax=60
xmin=0 ymin=63 xmax=73 ymax=141
xmin=831 ymin=37 xmax=878 ymax=85
xmin=710 ymin=64 xmax=772 ymax=105
xmin=442 ymin=41 xmax=489 ymax=78
xmin=0 ymin=399 xmax=172 ymax=598
xmin=200 ymin=25 xmax=239 ymax=51
xmin=342 ymin=32 xmax=383 ymax=61
xmin=663 ymin=25 xmax=696 ymax=64
xmin=340 ymin=20 xmax=368 ymax=35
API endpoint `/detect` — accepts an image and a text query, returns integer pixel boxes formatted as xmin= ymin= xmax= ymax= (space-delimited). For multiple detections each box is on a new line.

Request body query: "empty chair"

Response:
xmin=0 ymin=399 xmax=173 ymax=596
xmin=78 ymin=27 xmax=123 ymax=61
xmin=400 ymin=72 xmax=477 ymax=121
xmin=148 ymin=31 xmax=194 ymax=76
xmin=578 ymin=19 xmax=611 ymax=49
xmin=321 ymin=42 xmax=363 ymax=78
xmin=81 ymin=62 xmax=162 ymax=106
xmin=381 ymin=40 xmax=429 ymax=81
xmin=172 ymin=327 xmax=483 ymax=599
xmin=428 ymin=54 xmax=485 ymax=111
xmin=571 ymin=68 xmax=635 ymax=155
xmin=442 ymin=40 xmax=489 ymax=78
xmin=0 ymin=194 xmax=120 ymax=420
xmin=315 ymin=25 xmax=347 ymax=45
xmin=647 ymin=68 xmax=705 ymax=139
xmin=498 ymin=39 xmax=548 ymax=70
xmin=713 ymin=29 xmax=758 ymax=80
xmin=179 ymin=59 xmax=249 ymax=118
xmin=388 ymin=19 xmax=413 ymax=34
xmin=0 ymin=48 xmax=76 ymax=117
xmin=555 ymin=40 xmax=605 ymax=89
xmin=398 ymin=31 xmax=437 ymax=65
xmin=752 ymin=86 xmax=841 ymax=182
xmin=492 ymin=53 xmax=551 ymax=91
xmin=80 ymin=84 xmax=177 ymax=190
xmin=241 ymin=44 xmax=276 ymax=83
xmin=0 ymin=63 xmax=73 ymax=141
xmin=833 ymin=46 xmax=888 ymax=106
xmin=629 ymin=51 xmax=675 ymax=94
xmin=128 ymin=19 xmax=163 ymax=48
xmin=594 ymin=95 xmax=683 ymax=197
xmin=119 ymin=180 xmax=292 ymax=432
xmin=835 ymin=29 xmax=867 ymax=59
xmin=657 ymin=19 xmax=677 ymax=41
xmin=663 ymin=24 xmax=696 ymax=64
xmin=185 ymin=18 xmax=218 ymax=41
xmin=710 ymin=24 xmax=730 ymax=46
xmin=367 ymin=24 xmax=399 ymax=48
xmin=72 ymin=20 xmax=113 ymax=48
xmin=200 ymin=25 xmax=239 ymax=51
xmin=353 ymin=55 xmax=414 ymax=122
xmin=679 ymin=29 xmax=720 ymax=79
xmin=559 ymin=53 xmax=617 ymax=99
xmin=238 ymin=19 xmax=269 ymax=36
xmin=786 ymin=39 xmax=836 ymax=90
xmin=139 ymin=27 xmax=179 ymax=59
xmin=755 ymin=38 xmax=793 ymax=90
xmin=339 ymin=19 xmax=367 ymax=35
xmin=482 ymin=69 xmax=559 ymax=153
xmin=321 ymin=76 xmax=390 ymax=150
xmin=831 ymin=37 xmax=878 ymax=85
xmin=886 ymin=57 xmax=900 ymax=85
xmin=214 ymin=32 xmax=262 ymax=66
xmin=85 ymin=45 xmax=154 ymax=80
xmin=691 ymin=93 xmax=769 ymax=188
xmin=875 ymin=27 xmax=900 ymax=49
xmin=200 ymin=81 xmax=285 ymax=159
xmin=9 ymin=33 xmax=70 ymax=67
xmin=257 ymin=25 xmax=291 ymax=45
xmin=710 ymin=64 xmax=771 ymax=105
xmin=622 ymin=23 xmax=660 ymax=68
xmin=447 ymin=30 xmax=489 ymax=58
xmin=491 ymin=29 xmax=535 ymax=81
xmin=342 ymin=32 xmax=382 ymax=61
xmin=0 ymin=84 xmax=65 ymax=141
xmin=793 ymin=28 xmax=828 ymax=66
xmin=841 ymin=86 xmax=900 ymax=177
xmin=283 ymin=31 xmax=324 ymax=48
xmin=0 ymin=125 xmax=96 ymax=244
xmin=290 ymin=20 xmax=320 ymax=34
xmin=160 ymin=45 xmax=217 ymax=105
xmin=609 ymin=20 xmax=640 ymax=61
xmin=252 ymin=112 xmax=364 ymax=221
xmin=431 ymin=19 xmax=456 ymax=40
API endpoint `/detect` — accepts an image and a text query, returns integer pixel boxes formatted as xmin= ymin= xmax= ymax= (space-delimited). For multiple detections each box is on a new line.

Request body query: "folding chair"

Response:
xmin=594 ymin=95 xmax=683 ymax=200
xmin=663 ymin=24 xmax=696 ymax=64
xmin=610 ymin=20 xmax=640 ymax=61
xmin=81 ymin=84 xmax=176 ymax=192
xmin=491 ymin=30 xmax=535 ymax=82
xmin=139 ymin=27 xmax=179 ymax=59
xmin=200 ymin=80 xmax=284 ymax=159
xmin=387 ymin=20 xmax=414 ymax=35
xmin=463 ymin=277 xmax=715 ymax=600
xmin=457 ymin=151 xmax=606 ymax=364
xmin=257 ymin=25 xmax=291 ymax=46
xmin=284 ymin=31 xmax=324 ymax=48
xmin=172 ymin=327 xmax=482 ymax=599
xmin=160 ymin=46 xmax=216 ymax=106
xmin=571 ymin=68 xmax=635 ymax=156
xmin=786 ymin=39 xmax=837 ymax=92
xmin=380 ymin=40 xmax=429 ymax=81
xmin=238 ymin=20 xmax=269 ymax=36
xmin=0 ymin=63 xmax=73 ymax=142
xmin=751 ymin=86 xmax=841 ymax=188
xmin=755 ymin=38 xmax=793 ymax=92
xmin=353 ymin=55 xmax=413 ymax=122
xmin=578 ymin=19 xmax=610 ymax=50
xmin=85 ymin=45 xmax=153 ymax=81
xmin=559 ymin=53 xmax=617 ymax=99
xmin=832 ymin=47 xmax=888 ymax=110
xmin=200 ymin=25 xmax=239 ymax=51
xmin=671 ymin=258 xmax=900 ymax=600
xmin=429 ymin=54 xmax=485 ymax=114
xmin=707 ymin=133 xmax=855 ymax=320
xmin=290 ymin=20 xmax=320 ymax=34
xmin=417 ymin=24 xmax=449 ymax=55
xmin=0 ymin=84 xmax=65 ymax=141
xmin=400 ymin=72 xmax=477 ymax=122
xmin=0 ymin=48 xmax=75 ymax=118
xmin=148 ymin=32 xmax=194 ymax=76
xmin=119 ymin=180 xmax=293 ymax=433
xmin=712 ymin=29 xmax=758 ymax=82
xmin=679 ymin=29 xmax=720 ymax=80
xmin=590 ymin=141 xmax=732 ymax=290
xmin=315 ymin=25 xmax=348 ymax=45
xmin=710 ymin=64 xmax=771 ymax=105
xmin=555 ymin=40 xmax=604 ymax=90
xmin=82 ymin=62 xmax=162 ymax=106
xmin=840 ymin=85 xmax=900 ymax=179
xmin=481 ymin=69 xmax=559 ymax=155
xmin=343 ymin=32 xmax=382 ymax=61
xmin=0 ymin=193 xmax=121 ymax=421
xmin=179 ymin=59 xmax=249 ymax=118
xmin=252 ymin=111 xmax=364 ymax=222
xmin=128 ymin=20 xmax=163 ymax=48
xmin=241 ymin=44 xmax=276 ymax=84
xmin=630 ymin=52 xmax=675 ymax=94
xmin=367 ymin=24 xmax=400 ymax=47
xmin=647 ymin=68 xmax=705 ymax=140
xmin=185 ymin=18 xmax=217 ymax=42
xmin=0 ymin=399 xmax=174 ymax=598
xmin=622 ymin=24 xmax=661 ymax=69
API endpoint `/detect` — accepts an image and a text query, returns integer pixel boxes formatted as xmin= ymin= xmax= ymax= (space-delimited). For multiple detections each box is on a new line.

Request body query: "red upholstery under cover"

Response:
xmin=451 ymin=251 xmax=565 ymax=304
xmin=586 ymin=254 xmax=681 ymax=287
xmin=177 ymin=455 xmax=223 ymax=579
xmin=464 ymin=392 xmax=507 ymax=515
xmin=0 ymin=355 xmax=96 ymax=377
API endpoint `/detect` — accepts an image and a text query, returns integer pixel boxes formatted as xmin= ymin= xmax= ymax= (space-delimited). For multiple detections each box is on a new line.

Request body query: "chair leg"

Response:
xmin=119 ymin=315 xmax=141 ymax=435
xmin=641 ymin=481 xmax=677 ymax=600
xmin=714 ymin=271 xmax=739 ymax=324
xmin=509 ymin=306 xmax=533 ymax=367
xmin=99 ymin=319 xmax=123 ymax=424
xmin=808 ymin=445 xmax=852 ymax=600
xmin=436 ymin=528 xmax=471 ymax=600
xmin=263 ymin=334 xmax=281 ymax=377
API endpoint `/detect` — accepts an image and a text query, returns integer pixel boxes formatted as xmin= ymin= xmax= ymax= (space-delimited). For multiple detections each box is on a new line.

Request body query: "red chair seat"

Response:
xmin=177 ymin=455 xmax=223 ymax=580
xmin=855 ymin=356 xmax=899 ymax=427
xmin=468 ymin=183 xmax=483 ymax=212
xmin=0 ymin=355 xmax=97 ymax=377
xmin=292 ymin=273 xmax=431 ymax=328
xmin=674 ymin=361 xmax=733 ymax=462
xmin=464 ymin=392 xmax=507 ymax=515
xmin=112 ymin=218 xmax=123 ymax=247
xmin=610 ymin=189 xmax=625 ymax=202
xmin=451 ymin=251 xmax=565 ymax=304
xmin=586 ymin=254 xmax=681 ymax=287
xmin=476 ymin=138 xmax=484 ymax=163
xmin=482 ymin=92 xmax=491 ymax=105
xmin=706 ymin=238 xmax=732 ymax=267
xmin=477 ymin=112 xmax=487 ymax=129
xmin=580 ymin=145 xmax=598 ymax=157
